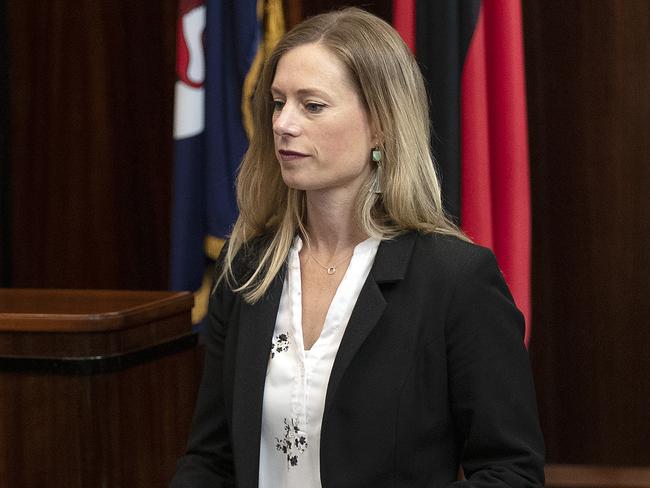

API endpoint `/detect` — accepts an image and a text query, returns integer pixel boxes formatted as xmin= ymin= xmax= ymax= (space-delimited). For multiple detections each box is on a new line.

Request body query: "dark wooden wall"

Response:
xmin=0 ymin=1 xmax=10 ymax=287
xmin=523 ymin=1 xmax=650 ymax=464
xmin=4 ymin=0 xmax=649 ymax=470
xmin=7 ymin=1 xmax=177 ymax=290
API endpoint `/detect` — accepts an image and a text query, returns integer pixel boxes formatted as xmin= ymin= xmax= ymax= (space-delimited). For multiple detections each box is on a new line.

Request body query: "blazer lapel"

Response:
xmin=323 ymin=231 xmax=417 ymax=415
xmin=231 ymin=270 xmax=284 ymax=488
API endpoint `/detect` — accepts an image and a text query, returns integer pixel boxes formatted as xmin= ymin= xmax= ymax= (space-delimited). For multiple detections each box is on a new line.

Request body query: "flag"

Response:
xmin=394 ymin=0 xmax=532 ymax=344
xmin=171 ymin=0 xmax=284 ymax=323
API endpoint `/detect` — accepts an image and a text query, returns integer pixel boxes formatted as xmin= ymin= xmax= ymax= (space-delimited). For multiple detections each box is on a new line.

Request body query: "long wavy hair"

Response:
xmin=220 ymin=7 xmax=465 ymax=303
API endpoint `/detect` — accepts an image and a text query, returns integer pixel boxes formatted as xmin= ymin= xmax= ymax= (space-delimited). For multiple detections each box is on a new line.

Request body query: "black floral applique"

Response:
xmin=270 ymin=333 xmax=290 ymax=358
xmin=274 ymin=417 xmax=308 ymax=467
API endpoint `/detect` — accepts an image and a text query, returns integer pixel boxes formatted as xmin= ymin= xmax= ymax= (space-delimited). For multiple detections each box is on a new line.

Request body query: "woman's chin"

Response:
xmin=279 ymin=172 xmax=316 ymax=191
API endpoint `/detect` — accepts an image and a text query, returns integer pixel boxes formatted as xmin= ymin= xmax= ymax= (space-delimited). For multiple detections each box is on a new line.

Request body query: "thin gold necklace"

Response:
xmin=306 ymin=243 xmax=353 ymax=275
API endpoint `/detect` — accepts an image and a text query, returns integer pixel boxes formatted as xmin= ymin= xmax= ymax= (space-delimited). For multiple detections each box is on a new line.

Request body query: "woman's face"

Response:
xmin=271 ymin=43 xmax=375 ymax=197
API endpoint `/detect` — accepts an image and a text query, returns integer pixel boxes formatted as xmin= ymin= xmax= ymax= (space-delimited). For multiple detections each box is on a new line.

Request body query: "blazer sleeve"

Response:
xmin=170 ymin=264 xmax=237 ymax=488
xmin=443 ymin=247 xmax=545 ymax=487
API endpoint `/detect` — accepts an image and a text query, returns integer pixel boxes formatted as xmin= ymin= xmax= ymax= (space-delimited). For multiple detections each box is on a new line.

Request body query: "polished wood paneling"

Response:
xmin=0 ymin=346 xmax=202 ymax=487
xmin=299 ymin=0 xmax=390 ymax=22
xmin=0 ymin=289 xmax=201 ymax=487
xmin=7 ymin=1 xmax=177 ymax=290
xmin=545 ymin=464 xmax=650 ymax=488
xmin=0 ymin=1 xmax=10 ymax=288
xmin=523 ymin=1 xmax=650 ymax=465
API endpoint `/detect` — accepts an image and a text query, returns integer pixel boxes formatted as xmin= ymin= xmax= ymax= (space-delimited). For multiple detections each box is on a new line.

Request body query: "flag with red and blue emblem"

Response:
xmin=171 ymin=0 xmax=283 ymax=322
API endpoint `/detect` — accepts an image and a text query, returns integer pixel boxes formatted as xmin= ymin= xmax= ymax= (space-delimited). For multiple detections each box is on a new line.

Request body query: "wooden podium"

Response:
xmin=0 ymin=289 xmax=201 ymax=487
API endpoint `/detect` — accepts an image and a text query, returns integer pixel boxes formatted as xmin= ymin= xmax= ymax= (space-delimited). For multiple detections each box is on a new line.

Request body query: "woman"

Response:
xmin=172 ymin=7 xmax=544 ymax=488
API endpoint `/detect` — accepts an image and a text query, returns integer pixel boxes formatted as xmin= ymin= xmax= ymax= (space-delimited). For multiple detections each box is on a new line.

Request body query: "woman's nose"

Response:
xmin=273 ymin=105 xmax=301 ymax=137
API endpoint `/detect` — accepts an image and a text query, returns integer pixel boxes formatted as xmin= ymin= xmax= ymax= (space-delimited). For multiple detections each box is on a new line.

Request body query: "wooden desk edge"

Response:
xmin=0 ymin=290 xmax=194 ymax=332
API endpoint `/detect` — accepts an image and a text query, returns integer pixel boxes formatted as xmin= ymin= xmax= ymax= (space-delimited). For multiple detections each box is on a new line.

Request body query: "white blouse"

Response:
xmin=259 ymin=236 xmax=380 ymax=488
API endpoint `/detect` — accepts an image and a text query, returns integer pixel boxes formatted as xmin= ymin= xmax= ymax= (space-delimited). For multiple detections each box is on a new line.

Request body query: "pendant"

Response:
xmin=327 ymin=266 xmax=336 ymax=275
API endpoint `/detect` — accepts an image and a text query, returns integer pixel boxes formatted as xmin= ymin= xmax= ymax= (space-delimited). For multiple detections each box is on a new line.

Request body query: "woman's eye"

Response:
xmin=272 ymin=100 xmax=285 ymax=111
xmin=305 ymin=102 xmax=325 ymax=114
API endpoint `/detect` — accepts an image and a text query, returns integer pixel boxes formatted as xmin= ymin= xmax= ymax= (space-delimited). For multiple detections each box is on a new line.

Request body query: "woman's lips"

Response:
xmin=278 ymin=149 xmax=308 ymax=161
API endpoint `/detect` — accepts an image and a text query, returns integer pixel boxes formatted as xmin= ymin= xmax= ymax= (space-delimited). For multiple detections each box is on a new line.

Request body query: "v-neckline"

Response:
xmin=290 ymin=236 xmax=377 ymax=354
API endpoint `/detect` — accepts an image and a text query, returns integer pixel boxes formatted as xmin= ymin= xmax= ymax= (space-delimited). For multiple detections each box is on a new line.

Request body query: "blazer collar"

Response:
xmin=371 ymin=230 xmax=418 ymax=283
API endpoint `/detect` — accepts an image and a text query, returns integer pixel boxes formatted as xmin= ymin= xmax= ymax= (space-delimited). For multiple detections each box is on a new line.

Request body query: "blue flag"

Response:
xmin=171 ymin=0 xmax=283 ymax=322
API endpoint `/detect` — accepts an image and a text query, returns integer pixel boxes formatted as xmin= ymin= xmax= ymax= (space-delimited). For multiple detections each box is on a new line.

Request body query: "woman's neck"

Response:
xmin=303 ymin=190 xmax=367 ymax=256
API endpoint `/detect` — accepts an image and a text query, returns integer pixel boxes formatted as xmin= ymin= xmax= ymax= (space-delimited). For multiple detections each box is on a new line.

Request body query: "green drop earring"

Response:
xmin=371 ymin=148 xmax=383 ymax=194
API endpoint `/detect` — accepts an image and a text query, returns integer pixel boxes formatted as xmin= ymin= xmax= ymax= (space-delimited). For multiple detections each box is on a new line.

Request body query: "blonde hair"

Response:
xmin=220 ymin=7 xmax=465 ymax=302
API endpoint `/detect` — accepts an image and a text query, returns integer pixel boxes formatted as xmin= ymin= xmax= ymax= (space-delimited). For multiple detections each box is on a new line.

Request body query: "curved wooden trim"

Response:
xmin=0 ymin=289 xmax=193 ymax=332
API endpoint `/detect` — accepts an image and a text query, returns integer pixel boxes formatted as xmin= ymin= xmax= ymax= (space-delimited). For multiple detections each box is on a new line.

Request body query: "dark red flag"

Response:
xmin=394 ymin=0 xmax=532 ymax=344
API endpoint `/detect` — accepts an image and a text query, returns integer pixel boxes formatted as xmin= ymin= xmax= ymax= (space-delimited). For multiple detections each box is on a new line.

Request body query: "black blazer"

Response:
xmin=171 ymin=231 xmax=545 ymax=488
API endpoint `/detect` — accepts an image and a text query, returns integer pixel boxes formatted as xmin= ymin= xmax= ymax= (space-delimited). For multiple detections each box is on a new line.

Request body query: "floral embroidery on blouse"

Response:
xmin=270 ymin=333 xmax=290 ymax=358
xmin=275 ymin=417 xmax=308 ymax=467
